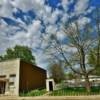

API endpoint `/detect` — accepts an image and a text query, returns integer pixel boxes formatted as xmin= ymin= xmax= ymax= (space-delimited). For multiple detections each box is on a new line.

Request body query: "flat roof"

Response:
xmin=0 ymin=58 xmax=46 ymax=72
xmin=0 ymin=58 xmax=20 ymax=64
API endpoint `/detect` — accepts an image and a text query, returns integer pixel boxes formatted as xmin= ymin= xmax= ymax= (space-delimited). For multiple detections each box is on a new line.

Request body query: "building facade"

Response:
xmin=0 ymin=59 xmax=46 ymax=96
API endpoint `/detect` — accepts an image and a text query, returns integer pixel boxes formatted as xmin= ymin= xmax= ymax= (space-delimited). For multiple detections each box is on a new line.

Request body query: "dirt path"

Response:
xmin=0 ymin=95 xmax=100 ymax=100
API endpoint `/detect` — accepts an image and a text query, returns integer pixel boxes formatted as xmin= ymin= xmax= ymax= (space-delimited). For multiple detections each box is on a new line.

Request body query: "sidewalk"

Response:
xmin=0 ymin=95 xmax=100 ymax=100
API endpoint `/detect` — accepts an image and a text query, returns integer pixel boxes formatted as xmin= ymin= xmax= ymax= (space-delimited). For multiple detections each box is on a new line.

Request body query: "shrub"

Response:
xmin=20 ymin=89 xmax=46 ymax=96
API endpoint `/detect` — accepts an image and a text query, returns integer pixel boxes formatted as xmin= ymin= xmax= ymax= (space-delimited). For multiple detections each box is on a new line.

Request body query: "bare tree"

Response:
xmin=48 ymin=63 xmax=65 ymax=83
xmin=65 ymin=21 xmax=94 ymax=92
xmin=44 ymin=20 xmax=94 ymax=92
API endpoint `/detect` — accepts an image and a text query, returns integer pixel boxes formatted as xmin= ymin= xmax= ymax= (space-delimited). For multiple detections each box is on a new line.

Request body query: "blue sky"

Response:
xmin=0 ymin=0 xmax=100 ymax=68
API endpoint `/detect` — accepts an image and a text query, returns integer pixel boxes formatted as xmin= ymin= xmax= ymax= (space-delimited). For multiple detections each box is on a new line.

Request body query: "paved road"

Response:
xmin=0 ymin=95 xmax=100 ymax=100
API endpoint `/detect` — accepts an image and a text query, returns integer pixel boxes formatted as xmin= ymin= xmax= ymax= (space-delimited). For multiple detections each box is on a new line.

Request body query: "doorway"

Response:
xmin=49 ymin=81 xmax=53 ymax=91
xmin=0 ymin=81 xmax=6 ymax=94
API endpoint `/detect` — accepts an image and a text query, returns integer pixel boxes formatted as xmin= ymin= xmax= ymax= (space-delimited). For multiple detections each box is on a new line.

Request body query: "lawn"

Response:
xmin=49 ymin=86 xmax=100 ymax=96
xmin=20 ymin=86 xmax=100 ymax=96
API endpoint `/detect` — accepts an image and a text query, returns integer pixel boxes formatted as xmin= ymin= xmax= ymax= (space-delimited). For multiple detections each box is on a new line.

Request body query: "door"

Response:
xmin=49 ymin=81 xmax=53 ymax=91
xmin=0 ymin=81 xmax=5 ymax=94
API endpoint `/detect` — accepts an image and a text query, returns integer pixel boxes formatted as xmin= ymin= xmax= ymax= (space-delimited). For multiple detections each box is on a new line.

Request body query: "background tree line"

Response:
xmin=0 ymin=45 xmax=36 ymax=65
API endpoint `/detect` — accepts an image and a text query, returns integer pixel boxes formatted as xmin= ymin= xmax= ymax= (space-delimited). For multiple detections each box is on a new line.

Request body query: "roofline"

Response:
xmin=0 ymin=58 xmax=46 ymax=72
xmin=0 ymin=58 xmax=20 ymax=63
xmin=20 ymin=59 xmax=46 ymax=72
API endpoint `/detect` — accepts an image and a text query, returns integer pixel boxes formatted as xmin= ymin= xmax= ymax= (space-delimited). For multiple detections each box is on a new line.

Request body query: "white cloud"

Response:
xmin=0 ymin=0 xmax=14 ymax=18
xmin=0 ymin=18 xmax=42 ymax=55
xmin=45 ymin=5 xmax=52 ymax=14
xmin=46 ymin=25 xmax=57 ymax=34
xmin=0 ymin=0 xmax=45 ymax=18
xmin=11 ymin=0 xmax=45 ymax=11
xmin=78 ymin=17 xmax=91 ymax=28
xmin=61 ymin=13 xmax=69 ymax=23
xmin=61 ymin=0 xmax=73 ymax=11
xmin=56 ymin=30 xmax=66 ymax=40
xmin=74 ymin=0 xmax=89 ymax=15
xmin=48 ymin=9 xmax=62 ymax=24
xmin=34 ymin=51 xmax=49 ymax=69
xmin=0 ymin=0 xmax=93 ymax=68
xmin=28 ymin=20 xmax=41 ymax=37
xmin=0 ymin=0 xmax=4 ymax=5
xmin=8 ymin=20 xmax=42 ymax=47
xmin=41 ymin=8 xmax=63 ymax=25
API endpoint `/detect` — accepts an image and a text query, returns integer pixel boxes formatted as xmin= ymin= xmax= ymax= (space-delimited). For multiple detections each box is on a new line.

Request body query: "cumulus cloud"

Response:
xmin=56 ymin=30 xmax=66 ymax=40
xmin=0 ymin=0 xmax=93 ymax=67
xmin=11 ymin=0 xmax=45 ymax=11
xmin=78 ymin=16 xmax=91 ymax=28
xmin=8 ymin=20 xmax=42 ymax=47
xmin=61 ymin=13 xmax=69 ymax=23
xmin=0 ymin=0 xmax=45 ymax=18
xmin=0 ymin=0 xmax=14 ymax=17
xmin=61 ymin=0 xmax=74 ymax=11
xmin=74 ymin=0 xmax=89 ymax=15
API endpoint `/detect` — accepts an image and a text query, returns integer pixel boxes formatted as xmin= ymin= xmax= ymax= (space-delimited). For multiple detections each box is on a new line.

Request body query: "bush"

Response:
xmin=20 ymin=89 xmax=46 ymax=96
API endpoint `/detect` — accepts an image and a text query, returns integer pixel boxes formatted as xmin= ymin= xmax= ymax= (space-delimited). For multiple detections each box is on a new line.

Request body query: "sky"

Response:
xmin=0 ymin=0 xmax=100 ymax=69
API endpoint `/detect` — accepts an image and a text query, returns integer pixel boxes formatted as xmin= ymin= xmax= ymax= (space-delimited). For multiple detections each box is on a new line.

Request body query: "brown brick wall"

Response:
xmin=19 ymin=61 xmax=46 ymax=92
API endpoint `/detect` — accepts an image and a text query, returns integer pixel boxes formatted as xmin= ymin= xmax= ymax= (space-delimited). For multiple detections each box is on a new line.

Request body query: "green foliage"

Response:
xmin=0 ymin=56 xmax=4 ymax=61
xmin=0 ymin=45 xmax=36 ymax=64
xmin=20 ymin=89 xmax=46 ymax=96
xmin=20 ymin=87 xmax=100 ymax=96
xmin=49 ymin=87 xmax=100 ymax=96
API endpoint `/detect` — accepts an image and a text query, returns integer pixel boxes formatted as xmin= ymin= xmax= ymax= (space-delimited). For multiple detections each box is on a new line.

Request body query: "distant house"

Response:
xmin=63 ymin=75 xmax=100 ymax=87
xmin=0 ymin=59 xmax=46 ymax=96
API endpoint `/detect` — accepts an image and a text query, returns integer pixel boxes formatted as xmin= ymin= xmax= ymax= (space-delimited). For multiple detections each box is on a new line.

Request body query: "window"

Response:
xmin=0 ymin=75 xmax=6 ymax=78
xmin=9 ymin=82 xmax=14 ymax=85
xmin=9 ymin=74 xmax=16 ymax=83
xmin=10 ymin=74 xmax=16 ymax=77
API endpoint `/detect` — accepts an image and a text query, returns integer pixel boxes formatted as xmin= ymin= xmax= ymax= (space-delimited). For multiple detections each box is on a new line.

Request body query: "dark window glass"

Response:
xmin=0 ymin=75 xmax=6 ymax=78
xmin=9 ymin=74 xmax=16 ymax=77
xmin=9 ymin=82 xmax=14 ymax=85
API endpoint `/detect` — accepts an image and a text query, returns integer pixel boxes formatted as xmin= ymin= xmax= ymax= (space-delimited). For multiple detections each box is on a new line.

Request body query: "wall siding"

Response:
xmin=19 ymin=61 xmax=46 ymax=92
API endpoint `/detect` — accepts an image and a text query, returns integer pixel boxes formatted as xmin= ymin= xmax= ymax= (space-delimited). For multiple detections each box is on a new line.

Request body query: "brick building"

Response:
xmin=0 ymin=59 xmax=46 ymax=96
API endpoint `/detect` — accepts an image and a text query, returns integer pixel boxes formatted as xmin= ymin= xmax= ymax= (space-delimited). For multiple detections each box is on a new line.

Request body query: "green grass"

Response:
xmin=49 ymin=86 xmax=100 ymax=96
xmin=20 ymin=86 xmax=100 ymax=96
xmin=20 ymin=89 xmax=46 ymax=96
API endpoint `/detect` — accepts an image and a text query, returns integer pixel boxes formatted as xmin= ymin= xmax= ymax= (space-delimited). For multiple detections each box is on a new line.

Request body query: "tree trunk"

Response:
xmin=85 ymin=75 xmax=91 ymax=92
xmin=80 ymin=47 xmax=91 ymax=92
